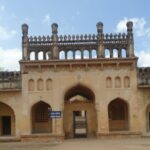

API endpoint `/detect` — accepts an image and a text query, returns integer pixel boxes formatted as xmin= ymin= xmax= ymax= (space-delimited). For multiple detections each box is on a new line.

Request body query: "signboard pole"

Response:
xmin=55 ymin=116 xmax=57 ymax=141
xmin=48 ymin=110 xmax=61 ymax=142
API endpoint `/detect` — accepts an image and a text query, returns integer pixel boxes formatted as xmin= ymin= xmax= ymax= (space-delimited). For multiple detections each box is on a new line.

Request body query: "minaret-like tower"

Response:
xmin=22 ymin=24 xmax=29 ymax=60
xmin=97 ymin=22 xmax=104 ymax=58
xmin=127 ymin=21 xmax=134 ymax=57
xmin=51 ymin=23 xmax=59 ymax=59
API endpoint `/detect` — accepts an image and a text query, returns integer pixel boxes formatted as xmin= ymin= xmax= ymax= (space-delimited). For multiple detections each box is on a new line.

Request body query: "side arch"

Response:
xmin=146 ymin=103 xmax=150 ymax=132
xmin=0 ymin=102 xmax=15 ymax=136
xmin=31 ymin=101 xmax=52 ymax=133
xmin=108 ymin=98 xmax=129 ymax=131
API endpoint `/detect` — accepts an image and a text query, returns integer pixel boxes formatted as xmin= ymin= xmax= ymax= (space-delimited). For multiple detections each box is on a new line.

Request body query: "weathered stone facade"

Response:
xmin=0 ymin=21 xmax=150 ymax=141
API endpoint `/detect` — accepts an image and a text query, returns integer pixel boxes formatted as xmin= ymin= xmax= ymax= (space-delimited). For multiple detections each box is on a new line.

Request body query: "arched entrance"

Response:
xmin=108 ymin=98 xmax=129 ymax=131
xmin=146 ymin=104 xmax=150 ymax=132
xmin=31 ymin=101 xmax=52 ymax=133
xmin=0 ymin=102 xmax=15 ymax=136
xmin=63 ymin=84 xmax=97 ymax=138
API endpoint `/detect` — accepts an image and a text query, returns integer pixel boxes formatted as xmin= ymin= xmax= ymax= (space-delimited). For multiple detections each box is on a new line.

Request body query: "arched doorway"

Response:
xmin=0 ymin=102 xmax=15 ymax=136
xmin=63 ymin=84 xmax=97 ymax=138
xmin=146 ymin=104 xmax=150 ymax=132
xmin=31 ymin=101 xmax=52 ymax=133
xmin=108 ymin=98 xmax=129 ymax=131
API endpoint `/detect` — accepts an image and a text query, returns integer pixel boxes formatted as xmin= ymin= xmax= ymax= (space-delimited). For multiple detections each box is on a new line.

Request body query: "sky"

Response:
xmin=0 ymin=0 xmax=150 ymax=70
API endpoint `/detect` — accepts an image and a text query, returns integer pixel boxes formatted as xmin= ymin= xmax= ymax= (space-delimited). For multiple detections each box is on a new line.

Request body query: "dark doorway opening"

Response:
xmin=73 ymin=111 xmax=87 ymax=138
xmin=2 ymin=116 xmax=11 ymax=135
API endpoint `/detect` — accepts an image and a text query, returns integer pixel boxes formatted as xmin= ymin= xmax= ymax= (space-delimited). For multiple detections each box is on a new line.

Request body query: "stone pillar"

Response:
xmin=97 ymin=102 xmax=109 ymax=136
xmin=43 ymin=52 xmax=46 ymax=60
xmin=35 ymin=52 xmax=38 ymax=60
xmin=127 ymin=21 xmax=134 ymax=57
xmin=73 ymin=51 xmax=75 ymax=59
xmin=97 ymin=22 xmax=104 ymax=58
xmin=65 ymin=52 xmax=67 ymax=59
xmin=89 ymin=50 xmax=92 ymax=58
xmin=51 ymin=23 xmax=59 ymax=59
xmin=81 ymin=50 xmax=84 ymax=59
xmin=118 ymin=49 xmax=121 ymax=58
xmin=22 ymin=24 xmax=29 ymax=60
xmin=110 ymin=48 xmax=113 ymax=58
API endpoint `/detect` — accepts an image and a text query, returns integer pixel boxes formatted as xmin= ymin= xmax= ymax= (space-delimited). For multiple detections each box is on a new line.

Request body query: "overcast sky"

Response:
xmin=0 ymin=0 xmax=150 ymax=70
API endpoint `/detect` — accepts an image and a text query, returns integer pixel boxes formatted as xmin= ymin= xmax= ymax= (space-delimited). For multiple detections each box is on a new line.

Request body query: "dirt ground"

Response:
xmin=0 ymin=138 xmax=150 ymax=150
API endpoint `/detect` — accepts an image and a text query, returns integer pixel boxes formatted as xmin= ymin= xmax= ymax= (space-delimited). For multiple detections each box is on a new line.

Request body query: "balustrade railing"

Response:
xmin=0 ymin=72 xmax=21 ymax=90
xmin=138 ymin=67 xmax=150 ymax=86
xmin=22 ymin=21 xmax=134 ymax=61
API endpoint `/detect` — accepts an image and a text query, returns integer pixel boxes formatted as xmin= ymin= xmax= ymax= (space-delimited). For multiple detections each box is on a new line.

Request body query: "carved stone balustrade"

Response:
xmin=0 ymin=71 xmax=21 ymax=90
xmin=137 ymin=67 xmax=150 ymax=88
xmin=21 ymin=21 xmax=134 ymax=61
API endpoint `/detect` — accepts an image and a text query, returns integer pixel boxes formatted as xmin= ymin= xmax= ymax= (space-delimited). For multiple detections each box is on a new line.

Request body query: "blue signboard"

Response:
xmin=49 ymin=111 xmax=61 ymax=118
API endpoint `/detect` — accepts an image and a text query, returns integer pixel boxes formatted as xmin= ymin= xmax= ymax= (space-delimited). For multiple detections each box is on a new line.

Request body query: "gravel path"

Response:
xmin=0 ymin=138 xmax=150 ymax=150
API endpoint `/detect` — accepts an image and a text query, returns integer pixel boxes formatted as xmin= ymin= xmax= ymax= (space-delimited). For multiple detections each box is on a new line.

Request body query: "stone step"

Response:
xmin=0 ymin=136 xmax=21 ymax=142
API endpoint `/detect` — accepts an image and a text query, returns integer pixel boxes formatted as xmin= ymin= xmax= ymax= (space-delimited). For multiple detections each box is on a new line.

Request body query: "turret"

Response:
xmin=22 ymin=24 xmax=29 ymax=60
xmin=51 ymin=23 xmax=59 ymax=59
xmin=127 ymin=21 xmax=134 ymax=57
xmin=97 ymin=22 xmax=103 ymax=34
xmin=97 ymin=22 xmax=104 ymax=58
xmin=22 ymin=24 xmax=28 ymax=37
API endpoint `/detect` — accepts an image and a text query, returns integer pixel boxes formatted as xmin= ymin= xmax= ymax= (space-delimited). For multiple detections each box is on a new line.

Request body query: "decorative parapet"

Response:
xmin=29 ymin=35 xmax=52 ymax=43
xmin=0 ymin=71 xmax=21 ymax=90
xmin=28 ymin=33 xmax=127 ymax=46
xmin=137 ymin=67 xmax=150 ymax=88
xmin=21 ymin=21 xmax=134 ymax=61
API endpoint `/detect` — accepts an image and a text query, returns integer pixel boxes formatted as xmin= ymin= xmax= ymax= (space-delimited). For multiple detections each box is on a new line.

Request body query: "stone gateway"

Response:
xmin=0 ymin=21 xmax=150 ymax=141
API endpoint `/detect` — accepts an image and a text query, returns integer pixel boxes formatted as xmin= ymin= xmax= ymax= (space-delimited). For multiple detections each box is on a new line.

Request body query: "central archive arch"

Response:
xmin=63 ymin=84 xmax=97 ymax=138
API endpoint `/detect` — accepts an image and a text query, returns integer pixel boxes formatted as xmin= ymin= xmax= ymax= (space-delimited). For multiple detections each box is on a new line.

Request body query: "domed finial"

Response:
xmin=22 ymin=23 xmax=28 ymax=36
xmin=96 ymin=22 xmax=103 ymax=33
xmin=51 ymin=23 xmax=58 ymax=34
xmin=126 ymin=21 xmax=133 ymax=33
